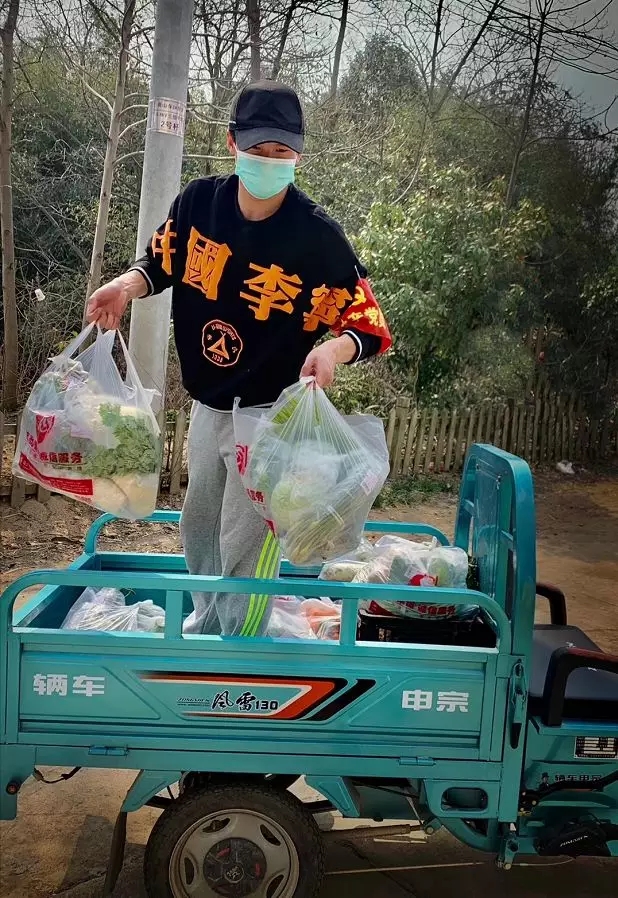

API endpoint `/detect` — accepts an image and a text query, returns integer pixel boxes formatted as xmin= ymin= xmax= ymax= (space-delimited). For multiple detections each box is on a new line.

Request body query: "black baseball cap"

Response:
xmin=229 ymin=80 xmax=305 ymax=153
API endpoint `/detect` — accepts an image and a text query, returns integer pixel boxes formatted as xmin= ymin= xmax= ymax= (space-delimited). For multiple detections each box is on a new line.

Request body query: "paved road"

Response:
xmin=1 ymin=768 xmax=615 ymax=897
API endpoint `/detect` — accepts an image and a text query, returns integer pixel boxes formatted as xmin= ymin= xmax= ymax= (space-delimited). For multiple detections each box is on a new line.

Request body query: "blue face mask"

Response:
xmin=235 ymin=149 xmax=296 ymax=200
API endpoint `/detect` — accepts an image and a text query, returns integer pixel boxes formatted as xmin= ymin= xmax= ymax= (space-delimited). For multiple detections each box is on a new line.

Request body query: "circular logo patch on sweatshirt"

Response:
xmin=202 ymin=319 xmax=243 ymax=367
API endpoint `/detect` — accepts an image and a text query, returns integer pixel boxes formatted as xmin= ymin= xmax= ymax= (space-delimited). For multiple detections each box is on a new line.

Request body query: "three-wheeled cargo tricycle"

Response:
xmin=1 ymin=445 xmax=617 ymax=898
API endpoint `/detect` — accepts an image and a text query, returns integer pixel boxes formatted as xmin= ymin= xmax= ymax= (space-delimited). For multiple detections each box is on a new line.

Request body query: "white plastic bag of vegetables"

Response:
xmin=61 ymin=587 xmax=165 ymax=632
xmin=233 ymin=377 xmax=389 ymax=566
xmin=356 ymin=537 xmax=478 ymax=620
xmin=13 ymin=323 xmax=161 ymax=519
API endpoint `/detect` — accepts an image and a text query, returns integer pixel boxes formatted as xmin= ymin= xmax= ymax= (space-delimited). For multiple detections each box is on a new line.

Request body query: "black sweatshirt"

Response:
xmin=130 ymin=175 xmax=385 ymax=410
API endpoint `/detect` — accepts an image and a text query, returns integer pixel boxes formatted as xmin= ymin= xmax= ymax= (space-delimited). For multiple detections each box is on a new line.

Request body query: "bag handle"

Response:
xmin=89 ymin=326 xmax=125 ymax=398
xmin=86 ymin=327 xmax=159 ymax=414
xmin=117 ymin=330 xmax=160 ymax=419
xmin=51 ymin=324 xmax=159 ymax=429
xmin=50 ymin=322 xmax=95 ymax=364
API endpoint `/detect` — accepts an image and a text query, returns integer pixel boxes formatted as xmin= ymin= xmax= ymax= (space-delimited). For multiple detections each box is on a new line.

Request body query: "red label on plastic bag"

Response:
xmin=18 ymin=453 xmax=94 ymax=497
xmin=236 ymin=443 xmax=248 ymax=476
xmin=35 ymin=413 xmax=55 ymax=444
xmin=404 ymin=602 xmax=457 ymax=617
xmin=245 ymin=486 xmax=266 ymax=509
xmin=365 ymin=598 xmax=456 ymax=619
xmin=366 ymin=600 xmax=394 ymax=616
xmin=409 ymin=572 xmax=438 ymax=587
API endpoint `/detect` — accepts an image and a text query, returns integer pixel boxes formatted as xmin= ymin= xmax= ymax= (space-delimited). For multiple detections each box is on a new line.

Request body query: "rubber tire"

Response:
xmin=144 ymin=782 xmax=325 ymax=898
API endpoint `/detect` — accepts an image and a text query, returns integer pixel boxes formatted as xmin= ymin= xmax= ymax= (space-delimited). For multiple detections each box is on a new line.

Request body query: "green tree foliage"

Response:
xmin=340 ymin=34 xmax=420 ymax=120
xmin=357 ymin=162 xmax=548 ymax=402
xmin=302 ymin=35 xmax=618 ymax=412
xmin=547 ymin=256 xmax=618 ymax=413
xmin=4 ymin=3 xmax=618 ymax=415
xmin=9 ymin=38 xmax=146 ymax=389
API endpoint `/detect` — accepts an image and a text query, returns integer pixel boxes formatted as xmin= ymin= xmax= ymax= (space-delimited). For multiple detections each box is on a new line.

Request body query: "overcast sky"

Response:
xmin=342 ymin=1 xmax=618 ymax=131
xmin=556 ymin=0 xmax=618 ymax=129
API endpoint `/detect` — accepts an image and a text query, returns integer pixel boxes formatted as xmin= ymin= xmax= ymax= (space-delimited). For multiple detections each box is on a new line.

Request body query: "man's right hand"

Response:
xmin=86 ymin=270 xmax=148 ymax=329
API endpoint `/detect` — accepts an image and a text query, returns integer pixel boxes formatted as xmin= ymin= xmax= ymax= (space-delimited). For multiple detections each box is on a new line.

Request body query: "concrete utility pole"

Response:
xmin=128 ymin=0 xmax=193 ymax=409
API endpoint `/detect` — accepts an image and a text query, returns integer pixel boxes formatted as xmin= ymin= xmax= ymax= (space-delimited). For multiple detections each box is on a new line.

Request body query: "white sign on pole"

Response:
xmin=148 ymin=97 xmax=187 ymax=136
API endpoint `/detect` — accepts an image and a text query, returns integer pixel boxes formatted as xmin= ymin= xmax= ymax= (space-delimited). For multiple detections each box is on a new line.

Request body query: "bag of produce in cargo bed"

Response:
xmin=233 ymin=377 xmax=389 ymax=566
xmin=13 ymin=323 xmax=161 ymax=519
xmin=355 ymin=537 xmax=478 ymax=620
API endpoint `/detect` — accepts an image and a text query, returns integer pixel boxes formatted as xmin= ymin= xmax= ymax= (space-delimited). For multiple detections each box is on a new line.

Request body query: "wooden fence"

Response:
xmin=2 ymin=391 xmax=617 ymax=508
xmin=386 ymin=393 xmax=618 ymax=477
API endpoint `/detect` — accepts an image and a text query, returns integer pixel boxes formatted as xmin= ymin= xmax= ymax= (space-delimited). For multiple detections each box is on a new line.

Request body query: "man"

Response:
xmin=87 ymin=80 xmax=391 ymax=636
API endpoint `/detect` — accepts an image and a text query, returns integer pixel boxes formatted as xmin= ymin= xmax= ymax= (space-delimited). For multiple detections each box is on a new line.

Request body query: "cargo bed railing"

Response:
xmin=82 ymin=510 xmax=451 ymax=557
xmin=1 ymin=566 xmax=511 ymax=744
xmin=2 ymin=567 xmax=509 ymax=648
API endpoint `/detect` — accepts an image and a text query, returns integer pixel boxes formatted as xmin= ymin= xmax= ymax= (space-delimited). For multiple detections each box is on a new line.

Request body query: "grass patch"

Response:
xmin=374 ymin=475 xmax=457 ymax=509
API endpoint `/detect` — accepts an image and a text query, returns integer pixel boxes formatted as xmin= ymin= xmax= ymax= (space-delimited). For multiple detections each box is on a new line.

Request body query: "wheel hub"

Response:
xmin=204 ymin=838 xmax=266 ymax=897
xmin=168 ymin=808 xmax=300 ymax=898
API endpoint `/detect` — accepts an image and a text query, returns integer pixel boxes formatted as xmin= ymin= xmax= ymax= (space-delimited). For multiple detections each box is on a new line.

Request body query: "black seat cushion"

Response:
xmin=530 ymin=625 xmax=618 ymax=722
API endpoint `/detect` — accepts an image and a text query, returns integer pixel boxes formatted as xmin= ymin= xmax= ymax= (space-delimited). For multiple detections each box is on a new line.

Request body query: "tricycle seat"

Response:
xmin=530 ymin=625 xmax=618 ymax=722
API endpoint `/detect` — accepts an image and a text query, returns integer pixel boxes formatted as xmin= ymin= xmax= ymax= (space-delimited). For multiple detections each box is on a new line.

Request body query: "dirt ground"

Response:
xmin=0 ymin=470 xmax=617 ymax=896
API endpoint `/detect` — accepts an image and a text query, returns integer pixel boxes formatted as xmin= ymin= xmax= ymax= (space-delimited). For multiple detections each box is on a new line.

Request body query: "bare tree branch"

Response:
xmin=84 ymin=0 xmax=136 ymax=311
xmin=330 ymin=0 xmax=348 ymax=100
xmin=1 ymin=0 xmax=21 ymax=409
xmin=246 ymin=0 xmax=261 ymax=80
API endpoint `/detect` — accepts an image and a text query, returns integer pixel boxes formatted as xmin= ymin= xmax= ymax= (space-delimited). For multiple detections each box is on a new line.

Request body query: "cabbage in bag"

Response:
xmin=356 ymin=537 xmax=477 ymax=620
xmin=234 ymin=378 xmax=389 ymax=565
xmin=13 ymin=324 xmax=161 ymax=519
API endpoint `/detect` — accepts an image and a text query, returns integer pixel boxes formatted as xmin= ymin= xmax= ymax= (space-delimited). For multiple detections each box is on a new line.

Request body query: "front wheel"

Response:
xmin=144 ymin=782 xmax=325 ymax=898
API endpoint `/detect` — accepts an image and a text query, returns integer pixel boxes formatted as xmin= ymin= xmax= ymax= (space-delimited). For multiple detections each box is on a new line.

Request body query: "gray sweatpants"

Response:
xmin=180 ymin=402 xmax=279 ymax=636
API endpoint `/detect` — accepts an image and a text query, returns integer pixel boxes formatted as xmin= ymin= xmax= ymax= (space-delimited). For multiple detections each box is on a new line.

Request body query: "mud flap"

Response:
xmin=101 ymin=810 xmax=127 ymax=897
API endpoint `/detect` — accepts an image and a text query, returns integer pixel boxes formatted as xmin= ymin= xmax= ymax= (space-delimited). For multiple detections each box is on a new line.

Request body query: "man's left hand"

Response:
xmin=301 ymin=334 xmax=357 ymax=388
